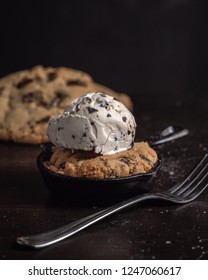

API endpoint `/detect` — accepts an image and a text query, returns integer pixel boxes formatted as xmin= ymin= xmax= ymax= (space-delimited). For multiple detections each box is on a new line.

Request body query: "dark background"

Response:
xmin=1 ymin=0 xmax=208 ymax=260
xmin=1 ymin=0 xmax=208 ymax=94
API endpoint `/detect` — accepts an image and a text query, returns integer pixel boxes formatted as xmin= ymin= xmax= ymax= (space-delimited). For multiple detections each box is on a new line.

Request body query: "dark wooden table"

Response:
xmin=1 ymin=91 xmax=208 ymax=260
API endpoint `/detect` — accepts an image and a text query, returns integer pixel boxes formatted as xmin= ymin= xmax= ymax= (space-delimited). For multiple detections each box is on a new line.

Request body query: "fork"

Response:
xmin=17 ymin=154 xmax=208 ymax=249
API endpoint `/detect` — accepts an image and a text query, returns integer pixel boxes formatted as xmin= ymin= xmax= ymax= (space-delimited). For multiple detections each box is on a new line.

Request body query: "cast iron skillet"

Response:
xmin=37 ymin=126 xmax=188 ymax=206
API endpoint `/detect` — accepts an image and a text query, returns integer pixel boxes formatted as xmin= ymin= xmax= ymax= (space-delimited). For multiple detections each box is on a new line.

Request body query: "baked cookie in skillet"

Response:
xmin=0 ymin=65 xmax=133 ymax=144
xmin=45 ymin=142 xmax=158 ymax=179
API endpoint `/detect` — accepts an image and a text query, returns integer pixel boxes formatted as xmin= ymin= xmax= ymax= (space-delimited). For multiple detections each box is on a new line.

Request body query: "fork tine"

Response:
xmin=176 ymin=161 xmax=208 ymax=196
xmin=169 ymin=154 xmax=208 ymax=195
xmin=181 ymin=171 xmax=208 ymax=200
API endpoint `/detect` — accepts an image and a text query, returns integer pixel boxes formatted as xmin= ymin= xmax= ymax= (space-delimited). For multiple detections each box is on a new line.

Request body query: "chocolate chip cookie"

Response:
xmin=45 ymin=142 xmax=158 ymax=179
xmin=0 ymin=65 xmax=133 ymax=144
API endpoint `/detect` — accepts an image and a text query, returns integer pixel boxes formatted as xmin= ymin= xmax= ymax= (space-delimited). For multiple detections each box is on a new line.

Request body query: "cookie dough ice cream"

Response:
xmin=48 ymin=92 xmax=136 ymax=155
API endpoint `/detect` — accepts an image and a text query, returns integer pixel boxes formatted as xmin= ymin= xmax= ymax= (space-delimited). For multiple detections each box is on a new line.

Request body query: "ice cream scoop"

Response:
xmin=48 ymin=92 xmax=136 ymax=155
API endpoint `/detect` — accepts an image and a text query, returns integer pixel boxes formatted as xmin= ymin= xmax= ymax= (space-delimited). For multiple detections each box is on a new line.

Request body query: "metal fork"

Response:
xmin=17 ymin=154 xmax=208 ymax=249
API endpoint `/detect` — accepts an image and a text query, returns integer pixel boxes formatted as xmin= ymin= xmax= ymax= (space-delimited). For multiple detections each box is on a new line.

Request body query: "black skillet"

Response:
xmin=37 ymin=126 xmax=188 ymax=206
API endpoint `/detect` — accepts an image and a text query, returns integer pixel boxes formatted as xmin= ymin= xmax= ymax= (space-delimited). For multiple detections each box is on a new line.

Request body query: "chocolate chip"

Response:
xmin=50 ymin=91 xmax=66 ymax=107
xmin=120 ymin=156 xmax=130 ymax=164
xmin=58 ymin=127 xmax=64 ymax=131
xmin=22 ymin=92 xmax=35 ymax=103
xmin=99 ymin=93 xmax=106 ymax=97
xmin=127 ymin=130 xmax=131 ymax=135
xmin=122 ymin=116 xmax=127 ymax=122
xmin=114 ymin=137 xmax=118 ymax=141
xmin=140 ymin=155 xmax=152 ymax=165
xmin=66 ymin=79 xmax=87 ymax=86
xmin=107 ymin=113 xmax=111 ymax=117
xmin=72 ymin=135 xmax=75 ymax=139
xmin=87 ymin=107 xmax=98 ymax=114
xmin=82 ymin=132 xmax=87 ymax=137
xmin=16 ymin=78 xmax=33 ymax=89
xmin=36 ymin=116 xmax=50 ymax=124
xmin=59 ymin=163 xmax=65 ymax=170
xmin=99 ymin=101 xmax=109 ymax=109
xmin=109 ymin=169 xmax=116 ymax=177
xmin=82 ymin=96 xmax=92 ymax=104
xmin=75 ymin=104 xmax=80 ymax=112
xmin=47 ymin=72 xmax=57 ymax=81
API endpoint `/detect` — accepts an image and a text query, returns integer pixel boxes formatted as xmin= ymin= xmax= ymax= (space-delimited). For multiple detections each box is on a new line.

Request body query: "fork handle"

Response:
xmin=17 ymin=193 xmax=159 ymax=248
